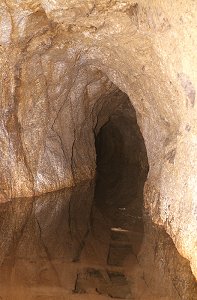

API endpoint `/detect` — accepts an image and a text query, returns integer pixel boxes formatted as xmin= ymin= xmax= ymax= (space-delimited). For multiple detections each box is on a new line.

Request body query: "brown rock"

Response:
xmin=0 ymin=0 xmax=197 ymax=281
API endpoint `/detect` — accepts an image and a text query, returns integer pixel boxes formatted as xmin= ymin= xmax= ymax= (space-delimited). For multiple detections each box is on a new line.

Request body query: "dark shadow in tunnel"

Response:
xmin=93 ymin=89 xmax=149 ymax=257
xmin=94 ymin=90 xmax=149 ymax=210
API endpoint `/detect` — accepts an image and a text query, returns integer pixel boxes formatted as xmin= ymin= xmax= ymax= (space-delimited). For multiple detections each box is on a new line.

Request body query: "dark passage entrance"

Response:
xmin=94 ymin=89 xmax=149 ymax=220
xmin=92 ymin=89 xmax=149 ymax=276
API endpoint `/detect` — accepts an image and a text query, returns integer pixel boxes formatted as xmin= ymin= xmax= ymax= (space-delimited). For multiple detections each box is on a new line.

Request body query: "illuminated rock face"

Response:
xmin=0 ymin=0 xmax=197 ymax=279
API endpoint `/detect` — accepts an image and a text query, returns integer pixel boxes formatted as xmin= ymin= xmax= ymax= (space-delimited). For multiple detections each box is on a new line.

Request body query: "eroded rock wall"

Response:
xmin=0 ymin=0 xmax=197 ymax=279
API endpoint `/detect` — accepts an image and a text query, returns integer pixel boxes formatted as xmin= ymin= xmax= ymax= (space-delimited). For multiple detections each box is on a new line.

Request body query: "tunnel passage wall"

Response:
xmin=0 ymin=0 xmax=197 ymax=280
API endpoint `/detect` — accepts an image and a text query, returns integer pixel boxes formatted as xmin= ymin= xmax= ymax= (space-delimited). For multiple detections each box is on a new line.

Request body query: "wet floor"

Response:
xmin=0 ymin=181 xmax=196 ymax=300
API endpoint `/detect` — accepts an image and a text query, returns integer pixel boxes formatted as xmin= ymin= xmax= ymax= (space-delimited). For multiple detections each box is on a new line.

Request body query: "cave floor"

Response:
xmin=0 ymin=181 xmax=195 ymax=300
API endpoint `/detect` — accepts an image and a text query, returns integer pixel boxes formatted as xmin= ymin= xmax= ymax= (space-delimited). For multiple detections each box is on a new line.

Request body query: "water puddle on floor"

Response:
xmin=0 ymin=181 xmax=196 ymax=300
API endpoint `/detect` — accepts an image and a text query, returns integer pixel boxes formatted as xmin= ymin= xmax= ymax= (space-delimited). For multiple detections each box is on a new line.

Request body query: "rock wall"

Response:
xmin=0 ymin=0 xmax=197 ymax=279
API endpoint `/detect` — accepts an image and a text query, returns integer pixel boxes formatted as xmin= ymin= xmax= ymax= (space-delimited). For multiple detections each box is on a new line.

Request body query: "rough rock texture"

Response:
xmin=139 ymin=215 xmax=197 ymax=300
xmin=0 ymin=0 xmax=197 ymax=280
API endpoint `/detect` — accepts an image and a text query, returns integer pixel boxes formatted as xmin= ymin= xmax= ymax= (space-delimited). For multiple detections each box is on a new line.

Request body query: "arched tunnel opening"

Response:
xmin=92 ymin=89 xmax=149 ymax=263
xmin=94 ymin=90 xmax=148 ymax=212
xmin=0 ymin=44 xmax=196 ymax=300
xmin=0 ymin=74 xmax=197 ymax=300
xmin=0 ymin=82 xmax=196 ymax=300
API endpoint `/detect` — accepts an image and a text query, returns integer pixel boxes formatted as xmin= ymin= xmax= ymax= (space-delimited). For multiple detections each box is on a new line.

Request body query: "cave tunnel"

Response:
xmin=94 ymin=89 xmax=149 ymax=213
xmin=92 ymin=89 xmax=149 ymax=261
xmin=1 ymin=1 xmax=197 ymax=296
xmin=0 ymin=83 xmax=196 ymax=300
